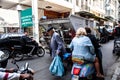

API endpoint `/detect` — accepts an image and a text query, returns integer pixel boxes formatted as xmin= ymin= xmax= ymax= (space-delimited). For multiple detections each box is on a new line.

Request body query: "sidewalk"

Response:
xmin=106 ymin=57 xmax=120 ymax=80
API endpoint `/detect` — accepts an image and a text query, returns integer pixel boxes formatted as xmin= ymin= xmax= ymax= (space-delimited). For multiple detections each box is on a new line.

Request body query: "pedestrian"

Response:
xmin=46 ymin=26 xmax=67 ymax=76
xmin=0 ymin=67 xmax=34 ymax=80
xmin=46 ymin=26 xmax=66 ymax=59
xmin=85 ymin=27 xmax=104 ymax=75
xmin=69 ymin=27 xmax=104 ymax=78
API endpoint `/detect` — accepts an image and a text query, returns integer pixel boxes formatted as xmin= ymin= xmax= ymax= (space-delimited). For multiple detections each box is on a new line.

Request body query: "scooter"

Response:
xmin=0 ymin=51 xmax=34 ymax=80
xmin=11 ymin=59 xmax=34 ymax=80
xmin=0 ymin=50 xmax=9 ymax=68
xmin=71 ymin=59 xmax=95 ymax=80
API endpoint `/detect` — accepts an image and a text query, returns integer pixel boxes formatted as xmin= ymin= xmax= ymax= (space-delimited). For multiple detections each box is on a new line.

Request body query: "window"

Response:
xmin=64 ymin=0 xmax=69 ymax=2
xmin=81 ymin=0 xmax=84 ymax=8
xmin=64 ymin=0 xmax=72 ymax=3
xmin=76 ymin=0 xmax=79 ymax=6
xmin=89 ymin=0 xmax=91 ymax=4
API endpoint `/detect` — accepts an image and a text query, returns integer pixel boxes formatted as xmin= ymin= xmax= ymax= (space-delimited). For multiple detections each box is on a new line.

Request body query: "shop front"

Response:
xmin=0 ymin=9 xmax=19 ymax=33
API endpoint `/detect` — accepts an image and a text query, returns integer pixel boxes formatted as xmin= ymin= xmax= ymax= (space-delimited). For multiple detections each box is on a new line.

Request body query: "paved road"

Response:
xmin=7 ymin=51 xmax=71 ymax=80
xmin=101 ymin=40 xmax=117 ymax=76
xmin=6 ymin=40 xmax=117 ymax=80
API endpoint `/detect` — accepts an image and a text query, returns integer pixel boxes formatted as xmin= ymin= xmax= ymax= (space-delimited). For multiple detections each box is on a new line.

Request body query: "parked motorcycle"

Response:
xmin=11 ymin=41 xmax=45 ymax=61
xmin=71 ymin=59 xmax=95 ymax=80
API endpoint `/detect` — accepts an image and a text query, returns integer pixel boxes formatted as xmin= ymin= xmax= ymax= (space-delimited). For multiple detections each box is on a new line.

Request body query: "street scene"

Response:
xmin=6 ymin=40 xmax=118 ymax=80
xmin=0 ymin=0 xmax=120 ymax=80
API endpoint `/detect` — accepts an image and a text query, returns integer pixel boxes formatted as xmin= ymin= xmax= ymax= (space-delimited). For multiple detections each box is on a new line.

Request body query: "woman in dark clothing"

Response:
xmin=85 ymin=27 xmax=104 ymax=75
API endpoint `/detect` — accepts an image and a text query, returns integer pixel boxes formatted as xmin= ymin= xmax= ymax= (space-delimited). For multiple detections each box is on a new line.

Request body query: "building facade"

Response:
xmin=0 ymin=0 xmax=119 ymax=41
xmin=105 ymin=0 xmax=119 ymax=27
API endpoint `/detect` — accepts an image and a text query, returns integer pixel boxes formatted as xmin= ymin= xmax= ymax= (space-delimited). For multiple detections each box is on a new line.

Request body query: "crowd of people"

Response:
xmin=46 ymin=26 xmax=104 ymax=78
xmin=1 ymin=21 xmax=120 ymax=80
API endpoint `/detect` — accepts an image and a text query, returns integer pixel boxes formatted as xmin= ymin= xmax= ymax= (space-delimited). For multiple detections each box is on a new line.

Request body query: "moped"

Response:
xmin=71 ymin=59 xmax=95 ymax=80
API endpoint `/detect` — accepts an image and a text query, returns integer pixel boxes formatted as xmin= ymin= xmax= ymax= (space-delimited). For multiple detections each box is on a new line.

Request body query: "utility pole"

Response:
xmin=32 ymin=0 xmax=39 ymax=43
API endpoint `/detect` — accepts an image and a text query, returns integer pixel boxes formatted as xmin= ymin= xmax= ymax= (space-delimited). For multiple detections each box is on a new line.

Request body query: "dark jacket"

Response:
xmin=86 ymin=33 xmax=100 ymax=52
xmin=50 ymin=32 xmax=66 ymax=58
xmin=114 ymin=27 xmax=120 ymax=37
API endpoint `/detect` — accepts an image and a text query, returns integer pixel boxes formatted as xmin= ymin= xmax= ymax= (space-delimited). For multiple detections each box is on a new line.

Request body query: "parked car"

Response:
xmin=0 ymin=33 xmax=25 ymax=57
xmin=0 ymin=33 xmax=25 ymax=67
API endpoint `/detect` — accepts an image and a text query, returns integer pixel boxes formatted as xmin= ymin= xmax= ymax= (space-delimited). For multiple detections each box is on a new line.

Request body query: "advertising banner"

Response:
xmin=20 ymin=8 xmax=33 ymax=28
xmin=0 ymin=9 xmax=19 ymax=27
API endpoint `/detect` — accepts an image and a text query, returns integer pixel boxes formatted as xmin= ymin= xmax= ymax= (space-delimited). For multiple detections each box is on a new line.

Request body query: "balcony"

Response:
xmin=76 ymin=5 xmax=95 ymax=18
xmin=105 ymin=14 xmax=114 ymax=21
xmin=105 ymin=10 xmax=114 ymax=21
xmin=39 ymin=0 xmax=73 ymax=13
xmin=81 ymin=5 xmax=90 ymax=12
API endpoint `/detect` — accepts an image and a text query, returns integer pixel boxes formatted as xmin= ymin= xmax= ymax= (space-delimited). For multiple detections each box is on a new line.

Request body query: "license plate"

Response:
xmin=71 ymin=75 xmax=79 ymax=80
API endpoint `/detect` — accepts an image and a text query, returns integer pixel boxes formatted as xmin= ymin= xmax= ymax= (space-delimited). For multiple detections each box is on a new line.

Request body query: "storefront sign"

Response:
xmin=20 ymin=8 xmax=33 ymax=28
xmin=0 ymin=9 xmax=19 ymax=27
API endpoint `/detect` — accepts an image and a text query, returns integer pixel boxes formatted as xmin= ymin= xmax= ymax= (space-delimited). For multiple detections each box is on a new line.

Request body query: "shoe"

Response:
xmin=96 ymin=73 xmax=104 ymax=78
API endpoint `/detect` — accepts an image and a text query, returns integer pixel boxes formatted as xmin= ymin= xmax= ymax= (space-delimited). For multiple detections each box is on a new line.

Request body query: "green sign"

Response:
xmin=20 ymin=8 xmax=33 ymax=28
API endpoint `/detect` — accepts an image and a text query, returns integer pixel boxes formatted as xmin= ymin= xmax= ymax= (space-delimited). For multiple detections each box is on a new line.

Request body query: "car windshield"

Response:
xmin=0 ymin=33 xmax=24 ymax=39
xmin=0 ymin=34 xmax=9 ymax=39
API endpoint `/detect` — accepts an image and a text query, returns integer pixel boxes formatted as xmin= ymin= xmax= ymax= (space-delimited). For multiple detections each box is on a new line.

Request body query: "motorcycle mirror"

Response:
xmin=24 ymin=62 xmax=29 ymax=70
xmin=0 ymin=51 xmax=9 ymax=62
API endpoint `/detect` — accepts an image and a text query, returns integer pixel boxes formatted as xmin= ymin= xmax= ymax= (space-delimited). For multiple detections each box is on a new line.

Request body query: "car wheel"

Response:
xmin=37 ymin=47 xmax=45 ymax=57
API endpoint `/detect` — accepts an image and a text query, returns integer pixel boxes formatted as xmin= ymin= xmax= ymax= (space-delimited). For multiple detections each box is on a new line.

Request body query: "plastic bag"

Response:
xmin=49 ymin=55 xmax=64 ymax=77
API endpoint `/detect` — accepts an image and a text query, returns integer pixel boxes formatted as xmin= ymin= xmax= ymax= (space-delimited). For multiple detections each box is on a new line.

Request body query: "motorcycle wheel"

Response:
xmin=0 ymin=48 xmax=10 ymax=56
xmin=14 ymin=51 xmax=23 ymax=61
xmin=36 ymin=47 xmax=45 ymax=57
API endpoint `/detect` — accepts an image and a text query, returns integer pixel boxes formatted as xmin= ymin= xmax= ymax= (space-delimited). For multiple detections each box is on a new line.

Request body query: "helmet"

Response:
xmin=0 ymin=51 xmax=9 ymax=62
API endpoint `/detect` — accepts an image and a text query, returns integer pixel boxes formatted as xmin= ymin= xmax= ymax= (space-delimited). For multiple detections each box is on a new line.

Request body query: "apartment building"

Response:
xmin=118 ymin=0 xmax=120 ymax=21
xmin=105 ymin=0 xmax=119 ymax=27
xmin=0 ymin=0 xmax=119 ymax=26
xmin=0 ymin=0 xmax=119 ymax=40
xmin=73 ymin=0 xmax=106 ymax=27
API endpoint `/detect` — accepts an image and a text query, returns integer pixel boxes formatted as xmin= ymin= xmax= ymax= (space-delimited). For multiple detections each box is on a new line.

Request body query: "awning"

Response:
xmin=76 ymin=11 xmax=95 ymax=18
xmin=76 ymin=11 xmax=108 ymax=21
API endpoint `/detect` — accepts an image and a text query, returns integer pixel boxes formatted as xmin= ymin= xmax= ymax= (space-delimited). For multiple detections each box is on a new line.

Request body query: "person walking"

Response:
xmin=69 ymin=27 xmax=104 ymax=78
xmin=46 ymin=26 xmax=66 ymax=59
xmin=47 ymin=26 xmax=67 ymax=76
